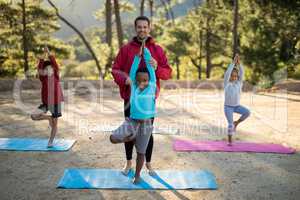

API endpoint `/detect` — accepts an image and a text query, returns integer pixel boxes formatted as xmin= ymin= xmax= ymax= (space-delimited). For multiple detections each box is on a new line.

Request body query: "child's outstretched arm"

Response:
xmin=224 ymin=63 xmax=234 ymax=86
xmin=238 ymin=64 xmax=244 ymax=83
xmin=45 ymin=47 xmax=60 ymax=79
xmin=224 ymin=54 xmax=240 ymax=86
xmin=48 ymin=55 xmax=59 ymax=78
xmin=129 ymin=55 xmax=141 ymax=84
xmin=38 ymin=48 xmax=49 ymax=79
xmin=37 ymin=59 xmax=46 ymax=81
xmin=37 ymin=47 xmax=49 ymax=79
xmin=144 ymin=48 xmax=156 ymax=84
xmin=234 ymin=54 xmax=244 ymax=83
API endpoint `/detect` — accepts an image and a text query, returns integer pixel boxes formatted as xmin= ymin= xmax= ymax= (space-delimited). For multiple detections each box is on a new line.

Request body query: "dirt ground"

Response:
xmin=0 ymin=85 xmax=299 ymax=200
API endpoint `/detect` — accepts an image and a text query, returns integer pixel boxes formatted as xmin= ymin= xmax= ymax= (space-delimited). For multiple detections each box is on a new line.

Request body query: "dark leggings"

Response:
xmin=124 ymin=100 xmax=154 ymax=162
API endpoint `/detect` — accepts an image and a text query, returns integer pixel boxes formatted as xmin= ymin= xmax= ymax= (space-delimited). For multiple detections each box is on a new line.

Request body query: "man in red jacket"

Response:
xmin=112 ymin=16 xmax=172 ymax=176
xmin=31 ymin=47 xmax=64 ymax=148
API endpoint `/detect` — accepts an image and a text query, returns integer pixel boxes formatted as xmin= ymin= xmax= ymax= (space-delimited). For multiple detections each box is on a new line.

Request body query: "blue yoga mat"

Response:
xmin=57 ymin=168 xmax=217 ymax=190
xmin=0 ymin=138 xmax=76 ymax=151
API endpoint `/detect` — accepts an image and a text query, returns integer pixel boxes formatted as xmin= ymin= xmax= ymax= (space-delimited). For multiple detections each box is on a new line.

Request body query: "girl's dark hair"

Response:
xmin=134 ymin=16 xmax=150 ymax=27
xmin=43 ymin=60 xmax=51 ymax=68
xmin=232 ymin=67 xmax=239 ymax=73
xmin=136 ymin=67 xmax=149 ymax=76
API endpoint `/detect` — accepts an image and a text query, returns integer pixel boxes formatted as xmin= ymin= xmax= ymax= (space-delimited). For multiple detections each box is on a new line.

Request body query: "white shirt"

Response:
xmin=224 ymin=63 xmax=244 ymax=106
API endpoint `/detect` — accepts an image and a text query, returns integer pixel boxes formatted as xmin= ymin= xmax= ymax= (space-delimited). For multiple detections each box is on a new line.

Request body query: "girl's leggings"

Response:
xmin=224 ymin=105 xmax=250 ymax=135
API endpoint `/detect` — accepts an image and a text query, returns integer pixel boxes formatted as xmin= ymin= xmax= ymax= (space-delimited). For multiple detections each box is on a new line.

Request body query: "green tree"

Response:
xmin=0 ymin=0 xmax=71 ymax=77
xmin=94 ymin=0 xmax=134 ymax=79
xmin=239 ymin=0 xmax=300 ymax=84
xmin=160 ymin=23 xmax=190 ymax=79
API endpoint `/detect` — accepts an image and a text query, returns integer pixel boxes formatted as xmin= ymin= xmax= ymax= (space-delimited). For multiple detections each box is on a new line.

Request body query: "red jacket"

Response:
xmin=38 ymin=55 xmax=63 ymax=105
xmin=112 ymin=37 xmax=172 ymax=100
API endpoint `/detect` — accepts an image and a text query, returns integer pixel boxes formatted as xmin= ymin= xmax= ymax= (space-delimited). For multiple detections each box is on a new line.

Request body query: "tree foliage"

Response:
xmin=0 ymin=0 xmax=72 ymax=77
xmin=0 ymin=0 xmax=299 ymax=84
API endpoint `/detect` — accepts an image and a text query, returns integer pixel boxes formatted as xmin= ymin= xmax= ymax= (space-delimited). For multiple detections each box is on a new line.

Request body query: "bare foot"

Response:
xmin=47 ymin=142 xmax=53 ymax=148
xmin=146 ymin=162 xmax=156 ymax=176
xmin=228 ymin=135 xmax=233 ymax=146
xmin=133 ymin=176 xmax=141 ymax=184
xmin=121 ymin=167 xmax=132 ymax=176
xmin=31 ymin=113 xmax=40 ymax=121
xmin=121 ymin=161 xmax=132 ymax=176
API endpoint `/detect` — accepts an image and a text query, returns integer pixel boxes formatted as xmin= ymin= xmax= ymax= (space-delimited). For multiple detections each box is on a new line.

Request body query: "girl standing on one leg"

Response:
xmin=112 ymin=16 xmax=172 ymax=176
xmin=110 ymin=45 xmax=156 ymax=184
xmin=224 ymin=54 xmax=250 ymax=145
xmin=31 ymin=47 xmax=63 ymax=147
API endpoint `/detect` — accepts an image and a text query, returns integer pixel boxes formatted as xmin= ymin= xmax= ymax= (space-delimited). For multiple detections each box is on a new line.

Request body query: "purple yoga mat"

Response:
xmin=173 ymin=139 xmax=295 ymax=154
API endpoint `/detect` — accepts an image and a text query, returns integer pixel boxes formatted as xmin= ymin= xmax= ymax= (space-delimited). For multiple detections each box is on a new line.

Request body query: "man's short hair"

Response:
xmin=134 ymin=16 xmax=150 ymax=27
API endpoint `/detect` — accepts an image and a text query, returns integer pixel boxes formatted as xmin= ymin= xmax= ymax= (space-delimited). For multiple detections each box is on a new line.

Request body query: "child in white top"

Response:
xmin=224 ymin=54 xmax=250 ymax=145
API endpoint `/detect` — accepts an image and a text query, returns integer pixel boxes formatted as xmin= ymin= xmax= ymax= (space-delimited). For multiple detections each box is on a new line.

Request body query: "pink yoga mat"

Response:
xmin=173 ymin=139 xmax=295 ymax=154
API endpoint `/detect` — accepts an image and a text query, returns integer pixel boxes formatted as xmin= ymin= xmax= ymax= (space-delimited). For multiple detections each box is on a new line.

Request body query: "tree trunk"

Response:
xmin=148 ymin=0 xmax=154 ymax=21
xmin=140 ymin=0 xmax=145 ymax=16
xmin=194 ymin=4 xmax=202 ymax=80
xmin=105 ymin=0 xmax=112 ymax=46
xmin=190 ymin=57 xmax=202 ymax=80
xmin=47 ymin=0 xmax=103 ymax=78
xmin=21 ymin=0 xmax=29 ymax=78
xmin=104 ymin=0 xmax=113 ymax=79
xmin=166 ymin=0 xmax=175 ymax=24
xmin=113 ymin=0 xmax=123 ymax=48
xmin=232 ymin=0 xmax=239 ymax=56
xmin=205 ymin=15 xmax=212 ymax=79
xmin=160 ymin=0 xmax=169 ymax=20
xmin=175 ymin=57 xmax=180 ymax=80
xmin=198 ymin=30 xmax=203 ymax=80
xmin=197 ymin=67 xmax=201 ymax=80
